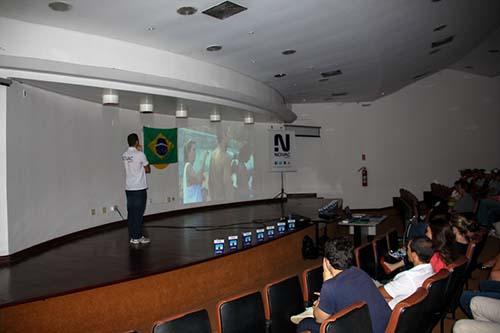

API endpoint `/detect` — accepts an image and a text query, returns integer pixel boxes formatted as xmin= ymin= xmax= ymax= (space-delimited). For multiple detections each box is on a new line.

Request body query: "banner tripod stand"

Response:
xmin=273 ymin=171 xmax=289 ymax=201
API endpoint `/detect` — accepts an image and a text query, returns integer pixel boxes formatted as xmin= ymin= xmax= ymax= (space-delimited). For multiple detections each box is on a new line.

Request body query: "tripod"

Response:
xmin=273 ymin=171 xmax=289 ymax=201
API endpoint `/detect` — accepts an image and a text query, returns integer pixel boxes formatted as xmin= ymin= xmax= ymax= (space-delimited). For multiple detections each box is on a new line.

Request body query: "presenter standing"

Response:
xmin=122 ymin=133 xmax=151 ymax=245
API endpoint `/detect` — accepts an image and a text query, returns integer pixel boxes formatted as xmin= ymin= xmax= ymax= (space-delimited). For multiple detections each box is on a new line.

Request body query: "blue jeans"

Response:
xmin=126 ymin=189 xmax=147 ymax=240
xmin=297 ymin=318 xmax=319 ymax=333
xmin=460 ymin=280 xmax=500 ymax=318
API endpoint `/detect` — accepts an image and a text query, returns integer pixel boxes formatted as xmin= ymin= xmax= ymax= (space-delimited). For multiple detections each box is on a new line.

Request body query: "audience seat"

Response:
xmin=420 ymin=269 xmax=450 ymax=333
xmin=319 ymin=301 xmax=372 ymax=333
xmin=372 ymin=236 xmax=390 ymax=280
xmin=439 ymin=256 xmax=468 ymax=332
xmin=152 ymin=309 xmax=211 ymax=333
xmin=354 ymin=242 xmax=377 ymax=279
xmin=399 ymin=188 xmax=419 ymax=217
xmin=387 ymin=229 xmax=399 ymax=252
xmin=263 ymin=275 xmax=305 ymax=333
xmin=385 ymin=287 xmax=428 ymax=333
xmin=301 ymin=264 xmax=323 ymax=307
xmin=217 ymin=290 xmax=267 ymax=333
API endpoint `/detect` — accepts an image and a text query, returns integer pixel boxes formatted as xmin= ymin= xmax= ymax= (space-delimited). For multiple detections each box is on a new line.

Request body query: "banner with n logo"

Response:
xmin=269 ymin=130 xmax=296 ymax=172
xmin=143 ymin=127 xmax=178 ymax=166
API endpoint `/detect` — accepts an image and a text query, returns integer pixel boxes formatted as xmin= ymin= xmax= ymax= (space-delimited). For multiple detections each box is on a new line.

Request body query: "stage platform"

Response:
xmin=0 ymin=197 xmax=334 ymax=308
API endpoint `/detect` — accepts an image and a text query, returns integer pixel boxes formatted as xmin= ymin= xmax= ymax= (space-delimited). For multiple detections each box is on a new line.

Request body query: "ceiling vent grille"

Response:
xmin=331 ymin=92 xmax=348 ymax=97
xmin=321 ymin=69 xmax=343 ymax=78
xmin=202 ymin=1 xmax=247 ymax=20
xmin=431 ymin=35 xmax=455 ymax=48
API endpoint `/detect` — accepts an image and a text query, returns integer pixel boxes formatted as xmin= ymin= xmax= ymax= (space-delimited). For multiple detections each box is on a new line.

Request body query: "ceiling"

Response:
xmin=0 ymin=0 xmax=499 ymax=104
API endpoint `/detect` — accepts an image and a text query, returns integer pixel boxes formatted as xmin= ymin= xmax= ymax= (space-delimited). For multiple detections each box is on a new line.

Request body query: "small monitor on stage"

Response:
xmin=214 ymin=239 xmax=225 ymax=255
xmin=228 ymin=236 xmax=238 ymax=251
xmin=256 ymin=228 xmax=265 ymax=242
xmin=242 ymin=232 xmax=252 ymax=247
xmin=287 ymin=217 xmax=296 ymax=230
xmin=266 ymin=225 xmax=275 ymax=238
xmin=277 ymin=222 xmax=286 ymax=234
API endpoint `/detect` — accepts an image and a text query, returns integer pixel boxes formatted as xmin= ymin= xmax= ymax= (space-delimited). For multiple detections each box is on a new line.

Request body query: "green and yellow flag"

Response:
xmin=143 ymin=127 xmax=178 ymax=165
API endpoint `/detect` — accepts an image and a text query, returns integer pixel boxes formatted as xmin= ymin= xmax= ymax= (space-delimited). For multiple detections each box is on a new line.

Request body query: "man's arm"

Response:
xmin=144 ymin=165 xmax=151 ymax=174
xmin=313 ymin=299 xmax=330 ymax=324
xmin=378 ymin=286 xmax=393 ymax=302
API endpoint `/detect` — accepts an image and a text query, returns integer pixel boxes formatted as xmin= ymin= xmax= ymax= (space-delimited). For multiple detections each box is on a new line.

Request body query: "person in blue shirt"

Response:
xmin=297 ymin=237 xmax=391 ymax=333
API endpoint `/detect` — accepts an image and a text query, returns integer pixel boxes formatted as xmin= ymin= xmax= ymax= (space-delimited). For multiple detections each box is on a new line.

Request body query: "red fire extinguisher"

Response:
xmin=358 ymin=167 xmax=368 ymax=187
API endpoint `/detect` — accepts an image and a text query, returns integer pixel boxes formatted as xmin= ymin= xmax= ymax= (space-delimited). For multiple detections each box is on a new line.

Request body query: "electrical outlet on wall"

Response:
xmin=90 ymin=208 xmax=96 ymax=216
xmin=102 ymin=207 xmax=107 ymax=214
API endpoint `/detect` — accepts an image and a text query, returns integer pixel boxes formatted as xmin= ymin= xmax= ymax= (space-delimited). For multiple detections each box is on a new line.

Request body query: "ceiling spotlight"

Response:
xmin=464 ymin=65 xmax=474 ymax=69
xmin=177 ymin=6 xmax=197 ymax=15
xmin=139 ymin=95 xmax=154 ymax=113
xmin=282 ymin=49 xmax=296 ymax=55
xmin=147 ymin=27 xmax=155 ymax=31
xmin=318 ymin=78 xmax=329 ymax=82
xmin=102 ymin=88 xmax=119 ymax=106
xmin=175 ymin=102 xmax=188 ymax=118
xmin=206 ymin=45 xmax=222 ymax=52
xmin=274 ymin=73 xmax=286 ymax=78
xmin=244 ymin=112 xmax=254 ymax=124
xmin=248 ymin=31 xmax=255 ymax=35
xmin=210 ymin=109 xmax=221 ymax=122
xmin=48 ymin=1 xmax=72 ymax=12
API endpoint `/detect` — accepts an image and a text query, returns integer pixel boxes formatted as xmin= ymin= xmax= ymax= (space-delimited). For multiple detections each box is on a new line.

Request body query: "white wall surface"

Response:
xmin=0 ymin=85 xmax=8 ymax=255
xmin=5 ymin=82 xmax=282 ymax=255
xmin=288 ymin=69 xmax=500 ymax=208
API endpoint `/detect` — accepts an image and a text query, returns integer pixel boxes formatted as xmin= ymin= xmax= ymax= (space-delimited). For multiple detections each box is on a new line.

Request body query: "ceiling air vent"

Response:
xmin=202 ymin=1 xmax=247 ymax=20
xmin=413 ymin=72 xmax=430 ymax=80
xmin=331 ymin=92 xmax=348 ymax=97
xmin=433 ymin=24 xmax=447 ymax=32
xmin=321 ymin=69 xmax=343 ymax=78
xmin=431 ymin=35 xmax=455 ymax=48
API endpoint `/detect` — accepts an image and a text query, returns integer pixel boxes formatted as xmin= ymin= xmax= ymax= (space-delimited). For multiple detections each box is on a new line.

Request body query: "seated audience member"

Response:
xmin=460 ymin=252 xmax=500 ymax=318
xmin=454 ymin=297 xmax=500 ymax=333
xmin=451 ymin=180 xmax=475 ymax=216
xmin=297 ymin=237 xmax=391 ymax=333
xmin=379 ymin=237 xmax=434 ymax=309
xmin=426 ymin=217 xmax=462 ymax=272
xmin=449 ymin=214 xmax=477 ymax=255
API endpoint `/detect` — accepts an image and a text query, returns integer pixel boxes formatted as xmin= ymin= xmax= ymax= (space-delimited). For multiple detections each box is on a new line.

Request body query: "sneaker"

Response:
xmin=138 ymin=236 xmax=150 ymax=244
xmin=129 ymin=238 xmax=140 ymax=245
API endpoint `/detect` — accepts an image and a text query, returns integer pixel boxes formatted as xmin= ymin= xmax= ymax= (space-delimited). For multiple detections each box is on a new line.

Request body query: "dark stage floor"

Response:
xmin=0 ymin=197 xmax=335 ymax=308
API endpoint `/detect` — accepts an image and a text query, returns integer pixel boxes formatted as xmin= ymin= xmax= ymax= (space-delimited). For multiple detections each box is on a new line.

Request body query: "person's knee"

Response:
xmin=453 ymin=320 xmax=470 ymax=333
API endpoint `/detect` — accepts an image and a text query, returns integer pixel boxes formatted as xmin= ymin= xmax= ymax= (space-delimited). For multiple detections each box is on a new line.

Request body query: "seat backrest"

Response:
xmin=420 ymin=269 xmax=450 ymax=332
xmin=320 ymin=301 xmax=373 ymax=333
xmin=355 ymin=242 xmax=377 ymax=279
xmin=152 ymin=309 xmax=211 ymax=333
xmin=385 ymin=288 xmax=428 ymax=333
xmin=263 ymin=275 xmax=305 ymax=333
xmin=217 ymin=291 xmax=266 ymax=333
xmin=400 ymin=189 xmax=419 ymax=217
xmin=372 ymin=236 xmax=389 ymax=279
xmin=387 ymin=229 xmax=399 ymax=252
xmin=445 ymin=256 xmax=469 ymax=313
xmin=430 ymin=183 xmax=452 ymax=201
xmin=302 ymin=265 xmax=323 ymax=307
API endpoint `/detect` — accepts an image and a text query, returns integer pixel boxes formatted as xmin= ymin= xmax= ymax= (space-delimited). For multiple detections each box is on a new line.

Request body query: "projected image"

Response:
xmin=178 ymin=125 xmax=255 ymax=204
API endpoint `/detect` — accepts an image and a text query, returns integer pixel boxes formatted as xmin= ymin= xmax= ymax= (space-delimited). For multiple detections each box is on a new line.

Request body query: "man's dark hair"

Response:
xmin=127 ymin=133 xmax=139 ymax=147
xmin=409 ymin=237 xmax=434 ymax=263
xmin=324 ymin=237 xmax=354 ymax=270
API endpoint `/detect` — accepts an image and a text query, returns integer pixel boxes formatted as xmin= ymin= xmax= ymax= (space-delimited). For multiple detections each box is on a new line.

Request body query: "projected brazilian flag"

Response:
xmin=143 ymin=127 xmax=178 ymax=165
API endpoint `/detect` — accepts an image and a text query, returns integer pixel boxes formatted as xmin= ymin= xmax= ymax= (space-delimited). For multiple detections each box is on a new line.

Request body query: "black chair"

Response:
xmin=372 ymin=236 xmax=389 ymax=280
xmin=301 ymin=264 xmax=323 ymax=307
xmin=217 ymin=291 xmax=266 ymax=333
xmin=355 ymin=242 xmax=377 ymax=279
xmin=385 ymin=287 xmax=428 ymax=333
xmin=320 ymin=301 xmax=372 ymax=333
xmin=263 ymin=275 xmax=305 ymax=333
xmin=387 ymin=229 xmax=399 ymax=252
xmin=439 ymin=256 xmax=468 ymax=333
xmin=420 ymin=269 xmax=450 ymax=333
xmin=152 ymin=309 xmax=211 ymax=333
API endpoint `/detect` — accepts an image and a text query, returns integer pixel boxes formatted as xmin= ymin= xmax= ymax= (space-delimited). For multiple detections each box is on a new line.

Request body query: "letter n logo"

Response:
xmin=274 ymin=134 xmax=290 ymax=152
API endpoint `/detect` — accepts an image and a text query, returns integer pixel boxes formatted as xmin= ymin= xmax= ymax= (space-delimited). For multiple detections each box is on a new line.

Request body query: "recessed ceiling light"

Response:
xmin=464 ymin=65 xmax=474 ymax=69
xmin=321 ymin=69 xmax=343 ymax=78
xmin=206 ymin=45 xmax=222 ymax=52
xmin=274 ymin=73 xmax=286 ymax=78
xmin=250 ymin=59 xmax=256 ymax=63
xmin=282 ymin=49 xmax=296 ymax=55
xmin=147 ymin=27 xmax=155 ymax=31
xmin=248 ymin=31 xmax=255 ymax=35
xmin=433 ymin=24 xmax=447 ymax=32
xmin=488 ymin=49 xmax=499 ymax=53
xmin=48 ymin=1 xmax=72 ymax=12
xmin=318 ymin=78 xmax=329 ymax=82
xmin=177 ymin=6 xmax=197 ymax=15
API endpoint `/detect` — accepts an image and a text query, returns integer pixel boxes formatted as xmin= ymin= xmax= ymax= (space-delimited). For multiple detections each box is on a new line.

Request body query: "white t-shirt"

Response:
xmin=384 ymin=263 xmax=434 ymax=309
xmin=122 ymin=147 xmax=149 ymax=191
